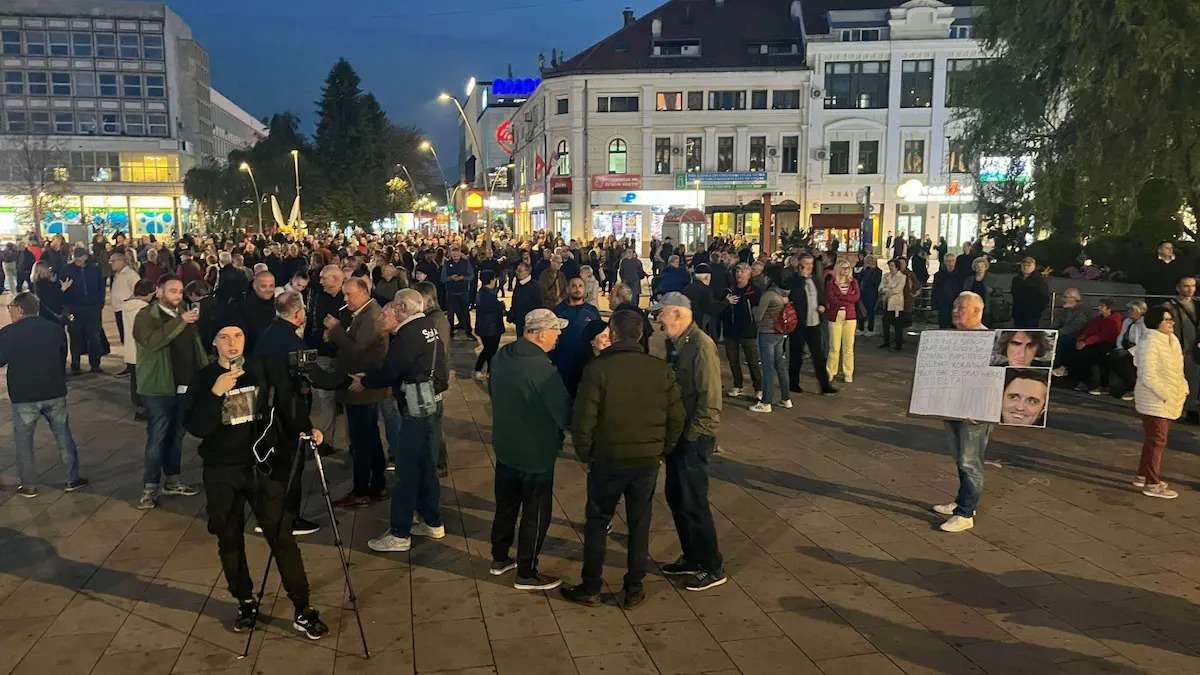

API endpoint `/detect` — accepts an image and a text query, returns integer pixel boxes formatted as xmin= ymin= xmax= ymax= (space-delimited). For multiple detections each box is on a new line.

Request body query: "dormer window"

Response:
xmin=950 ymin=25 xmax=972 ymax=39
xmin=746 ymin=40 xmax=800 ymax=55
xmin=840 ymin=28 xmax=882 ymax=42
xmin=653 ymin=39 xmax=701 ymax=57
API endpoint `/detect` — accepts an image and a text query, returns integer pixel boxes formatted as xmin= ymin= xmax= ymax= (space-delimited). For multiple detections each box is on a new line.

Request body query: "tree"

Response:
xmin=183 ymin=161 xmax=240 ymax=232
xmin=959 ymin=0 xmax=1200 ymax=241
xmin=2 ymin=132 xmax=72 ymax=239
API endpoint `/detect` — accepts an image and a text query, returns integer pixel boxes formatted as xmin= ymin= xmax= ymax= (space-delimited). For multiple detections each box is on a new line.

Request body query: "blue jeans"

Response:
xmin=944 ymin=421 xmax=993 ymax=517
xmin=389 ymin=414 xmax=442 ymax=537
xmin=143 ymin=394 xmax=187 ymax=488
xmin=757 ymin=333 xmax=789 ymax=406
xmin=13 ymin=397 xmax=81 ymax=487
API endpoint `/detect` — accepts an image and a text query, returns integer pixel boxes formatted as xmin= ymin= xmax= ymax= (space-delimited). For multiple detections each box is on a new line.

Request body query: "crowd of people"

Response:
xmin=0 ymin=224 xmax=1192 ymax=636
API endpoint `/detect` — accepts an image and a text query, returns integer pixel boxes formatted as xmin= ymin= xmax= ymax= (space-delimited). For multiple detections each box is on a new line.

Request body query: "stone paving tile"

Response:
xmin=573 ymin=650 xmax=659 ymax=675
xmin=413 ymin=618 xmax=493 ymax=672
xmin=768 ymin=607 xmax=877 ymax=662
xmin=814 ymin=653 xmax=906 ymax=675
xmin=491 ymin=634 xmax=576 ymax=675
xmin=721 ymin=636 xmax=822 ymax=674
xmin=10 ymin=630 xmax=113 ymax=674
xmin=635 ymin=620 xmax=734 ymax=674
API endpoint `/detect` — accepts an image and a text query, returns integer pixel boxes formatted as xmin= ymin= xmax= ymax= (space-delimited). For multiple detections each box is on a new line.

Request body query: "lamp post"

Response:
xmin=438 ymin=90 xmax=493 ymax=245
xmin=239 ymin=161 xmax=263 ymax=234
xmin=418 ymin=140 xmax=453 ymax=210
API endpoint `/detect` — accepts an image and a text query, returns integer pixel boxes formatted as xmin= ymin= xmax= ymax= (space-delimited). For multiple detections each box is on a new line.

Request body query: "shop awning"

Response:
xmin=775 ymin=200 xmax=800 ymax=212
xmin=664 ymin=208 xmax=706 ymax=225
xmin=810 ymin=213 xmax=864 ymax=229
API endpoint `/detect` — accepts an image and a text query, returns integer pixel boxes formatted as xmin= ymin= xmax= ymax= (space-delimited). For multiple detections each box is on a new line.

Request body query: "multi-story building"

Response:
xmin=803 ymin=0 xmax=983 ymax=251
xmin=209 ymin=86 xmax=266 ymax=164
xmin=512 ymin=0 xmax=811 ymax=253
xmin=0 ymin=0 xmax=261 ymax=240
xmin=453 ymin=75 xmax=536 ymax=228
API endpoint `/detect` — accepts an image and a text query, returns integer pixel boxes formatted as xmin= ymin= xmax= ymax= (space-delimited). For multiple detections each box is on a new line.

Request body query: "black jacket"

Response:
xmin=238 ymin=294 xmax=276 ymax=352
xmin=474 ymin=287 xmax=505 ymax=338
xmin=508 ymin=277 xmax=543 ymax=331
xmin=1010 ymin=273 xmax=1050 ymax=322
xmin=724 ymin=282 xmax=759 ymax=339
xmin=615 ymin=302 xmax=653 ymax=353
xmin=214 ymin=265 xmax=248 ymax=306
xmin=683 ymin=280 xmax=718 ymax=319
xmin=361 ymin=314 xmax=449 ymax=403
xmin=0 ymin=316 xmax=68 ymax=403
xmin=304 ymin=289 xmax=348 ymax=357
xmin=931 ymin=269 xmax=959 ymax=314
xmin=254 ymin=318 xmax=306 ymax=360
xmin=784 ymin=273 xmax=826 ymax=326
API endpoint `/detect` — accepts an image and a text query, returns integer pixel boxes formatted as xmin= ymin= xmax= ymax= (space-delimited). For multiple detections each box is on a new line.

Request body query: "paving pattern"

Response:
xmin=1 ymin=302 xmax=1199 ymax=674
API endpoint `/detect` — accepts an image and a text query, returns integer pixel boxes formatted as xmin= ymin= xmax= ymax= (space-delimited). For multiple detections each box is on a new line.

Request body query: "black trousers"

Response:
xmin=665 ymin=437 xmax=723 ymax=574
xmin=447 ymin=292 xmax=473 ymax=335
xmin=1109 ymin=351 xmax=1136 ymax=394
xmin=346 ymin=402 xmax=385 ymax=496
xmin=1068 ymin=342 xmax=1115 ymax=386
xmin=203 ymin=463 xmax=310 ymax=611
xmin=581 ymin=462 xmax=658 ymax=594
xmin=67 ymin=304 xmax=105 ymax=369
xmin=475 ymin=335 xmax=501 ymax=372
xmin=882 ymin=311 xmax=907 ymax=348
xmin=724 ymin=337 xmax=762 ymax=391
xmin=1012 ymin=309 xmax=1042 ymax=329
xmin=789 ymin=324 xmax=831 ymax=392
xmin=128 ymin=363 xmax=141 ymax=409
xmin=490 ymin=462 xmax=554 ymax=577
xmin=115 ymin=310 xmax=125 ymax=344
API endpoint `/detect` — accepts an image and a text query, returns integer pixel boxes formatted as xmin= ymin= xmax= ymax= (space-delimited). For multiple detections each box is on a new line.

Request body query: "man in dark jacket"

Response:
xmin=487 ymin=308 xmax=571 ymax=591
xmin=304 ymin=265 xmax=350 ymax=455
xmin=508 ymin=261 xmax=542 ymax=335
xmin=1 ymin=292 xmax=87 ymax=498
xmin=561 ymin=309 xmax=686 ymax=609
xmin=440 ymin=246 xmax=475 ymax=339
xmin=1145 ymin=241 xmax=1185 ymax=298
xmin=551 ymin=277 xmax=602 ymax=396
xmin=784 ymin=254 xmax=836 ymax=394
xmin=360 ymin=289 xmax=449 ymax=553
xmin=723 ymin=263 xmax=763 ymax=397
xmin=62 ymin=249 xmax=108 ymax=374
xmin=1010 ymin=257 xmax=1050 ymax=329
xmin=609 ymin=282 xmax=654 ymax=353
xmin=618 ymin=249 xmax=647 ymax=308
xmin=238 ymin=271 xmax=277 ymax=353
xmin=214 ymin=251 xmax=248 ymax=306
xmin=931 ymin=254 xmax=960 ymax=329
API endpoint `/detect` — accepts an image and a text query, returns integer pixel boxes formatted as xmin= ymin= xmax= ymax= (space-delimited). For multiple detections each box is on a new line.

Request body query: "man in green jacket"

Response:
xmin=656 ymin=292 xmax=727 ymax=591
xmin=561 ymin=309 xmax=685 ymax=609
xmin=487 ymin=308 xmax=571 ymax=592
xmin=134 ymin=274 xmax=208 ymax=510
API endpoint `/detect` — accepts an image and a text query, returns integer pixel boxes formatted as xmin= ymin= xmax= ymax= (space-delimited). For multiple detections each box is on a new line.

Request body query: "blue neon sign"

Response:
xmin=492 ymin=78 xmax=540 ymax=98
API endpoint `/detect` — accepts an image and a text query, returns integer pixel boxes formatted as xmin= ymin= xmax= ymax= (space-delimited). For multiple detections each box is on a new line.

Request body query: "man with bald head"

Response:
xmin=932 ymin=292 xmax=993 ymax=533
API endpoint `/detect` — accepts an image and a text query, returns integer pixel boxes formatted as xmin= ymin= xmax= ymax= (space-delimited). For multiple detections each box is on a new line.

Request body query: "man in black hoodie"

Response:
xmin=238 ymin=271 xmax=276 ymax=353
xmin=508 ymin=262 xmax=543 ymax=335
xmin=185 ymin=323 xmax=328 ymax=640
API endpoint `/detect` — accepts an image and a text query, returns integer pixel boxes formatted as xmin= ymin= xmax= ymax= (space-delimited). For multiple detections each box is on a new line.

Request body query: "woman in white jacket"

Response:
xmin=121 ymin=279 xmax=156 ymax=420
xmin=878 ymin=259 xmax=907 ymax=349
xmin=1132 ymin=305 xmax=1187 ymax=499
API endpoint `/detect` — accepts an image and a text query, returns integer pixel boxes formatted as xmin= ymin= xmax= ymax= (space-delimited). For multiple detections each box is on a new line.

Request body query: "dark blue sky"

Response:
xmin=163 ymin=0 xmax=663 ymax=177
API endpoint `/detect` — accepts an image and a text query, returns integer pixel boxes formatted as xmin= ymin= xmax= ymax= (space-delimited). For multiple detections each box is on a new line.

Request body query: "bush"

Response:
xmin=1024 ymin=234 xmax=1082 ymax=273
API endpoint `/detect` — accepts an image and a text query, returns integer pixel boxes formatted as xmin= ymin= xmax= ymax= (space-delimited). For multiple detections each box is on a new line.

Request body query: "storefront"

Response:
xmin=895 ymin=179 xmax=977 ymax=249
xmin=0 ymin=193 xmax=183 ymax=240
xmin=590 ymin=179 xmax=703 ymax=251
xmin=528 ymin=192 xmax=547 ymax=233
xmin=662 ymin=209 xmax=707 ymax=253
xmin=592 ymin=208 xmax=643 ymax=241
xmin=549 ymin=177 xmax=572 ymax=241
xmin=895 ymin=203 xmax=926 ymax=241
xmin=809 ymin=206 xmax=880 ymax=253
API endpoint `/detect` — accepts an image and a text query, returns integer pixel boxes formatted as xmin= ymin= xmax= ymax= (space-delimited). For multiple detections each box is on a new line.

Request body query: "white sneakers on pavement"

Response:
xmin=411 ymin=520 xmax=446 ymax=539
xmin=368 ymin=533 xmax=411 ymax=552
xmin=727 ymin=387 xmax=744 ymax=397
xmin=1142 ymin=483 xmax=1179 ymax=499
xmin=779 ymin=400 xmax=793 ymax=409
xmin=931 ymin=502 xmax=957 ymax=516
xmin=749 ymin=402 xmax=772 ymax=414
xmin=939 ymin=515 xmax=974 ymax=532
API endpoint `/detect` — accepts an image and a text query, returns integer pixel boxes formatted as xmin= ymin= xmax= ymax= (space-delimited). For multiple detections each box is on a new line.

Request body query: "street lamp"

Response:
xmin=438 ymin=90 xmax=493 ymax=244
xmin=239 ymin=161 xmax=263 ymax=234
xmin=395 ymin=163 xmax=419 ymax=203
xmin=418 ymin=140 xmax=452 ymax=208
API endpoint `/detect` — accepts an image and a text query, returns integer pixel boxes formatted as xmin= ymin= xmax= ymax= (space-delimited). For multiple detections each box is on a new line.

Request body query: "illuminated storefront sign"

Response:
xmin=492 ymin=78 xmax=540 ymax=98
xmin=528 ymin=192 xmax=546 ymax=209
xmin=591 ymin=190 xmax=705 ymax=207
xmin=465 ymin=191 xmax=485 ymax=210
xmin=979 ymin=156 xmax=1033 ymax=183
xmin=675 ymin=172 xmax=768 ymax=190
xmin=485 ymin=196 xmax=514 ymax=210
xmin=591 ymin=174 xmax=643 ymax=190
xmin=896 ymin=179 xmax=976 ymax=204
xmin=495 ymin=120 xmax=515 ymax=154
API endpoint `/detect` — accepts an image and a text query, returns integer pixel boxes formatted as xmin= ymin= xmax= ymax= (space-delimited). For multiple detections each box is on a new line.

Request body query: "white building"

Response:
xmin=209 ymin=86 xmax=266 ymax=164
xmin=804 ymin=0 xmax=984 ymax=252
xmin=0 ymin=0 xmax=261 ymax=239
xmin=512 ymin=0 xmax=811 ymax=254
xmin=453 ymin=75 xmax=536 ymax=228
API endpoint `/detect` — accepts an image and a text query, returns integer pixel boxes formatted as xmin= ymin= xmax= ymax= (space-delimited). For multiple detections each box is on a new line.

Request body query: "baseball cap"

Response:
xmin=657 ymin=292 xmax=691 ymax=310
xmin=525 ymin=308 xmax=568 ymax=331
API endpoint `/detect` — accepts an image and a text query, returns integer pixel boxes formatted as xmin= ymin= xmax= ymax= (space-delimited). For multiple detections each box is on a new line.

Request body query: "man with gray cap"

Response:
xmin=486 ymin=308 xmax=572 ymax=590
xmin=655 ymin=292 xmax=727 ymax=591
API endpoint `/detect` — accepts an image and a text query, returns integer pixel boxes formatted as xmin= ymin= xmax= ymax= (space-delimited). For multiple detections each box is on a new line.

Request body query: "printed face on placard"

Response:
xmin=991 ymin=330 xmax=1057 ymax=368
xmin=1000 ymin=368 xmax=1050 ymax=427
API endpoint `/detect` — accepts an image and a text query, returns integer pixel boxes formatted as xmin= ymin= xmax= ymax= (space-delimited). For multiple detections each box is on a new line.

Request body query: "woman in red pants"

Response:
xmin=1132 ymin=306 xmax=1187 ymax=499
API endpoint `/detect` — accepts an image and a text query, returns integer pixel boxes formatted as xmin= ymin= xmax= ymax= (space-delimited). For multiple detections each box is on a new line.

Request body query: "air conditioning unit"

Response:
xmin=814 ymin=147 xmax=827 ymax=160
xmin=767 ymin=147 xmax=778 ymax=157
xmin=811 ymin=87 xmax=823 ymax=98
xmin=671 ymin=146 xmax=682 ymax=155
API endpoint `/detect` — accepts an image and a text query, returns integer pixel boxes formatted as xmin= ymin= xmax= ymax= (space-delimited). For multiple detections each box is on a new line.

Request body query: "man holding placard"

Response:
xmin=933 ymin=292 xmax=994 ymax=533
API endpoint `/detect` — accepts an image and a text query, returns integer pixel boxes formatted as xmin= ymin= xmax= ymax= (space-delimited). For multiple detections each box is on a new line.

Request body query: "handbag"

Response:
xmin=402 ymin=339 xmax=440 ymax=418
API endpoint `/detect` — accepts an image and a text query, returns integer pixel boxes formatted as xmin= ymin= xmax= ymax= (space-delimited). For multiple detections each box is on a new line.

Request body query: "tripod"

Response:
xmin=240 ymin=435 xmax=370 ymax=659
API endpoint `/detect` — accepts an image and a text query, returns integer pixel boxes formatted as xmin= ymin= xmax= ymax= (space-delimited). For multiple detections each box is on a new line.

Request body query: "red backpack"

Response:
xmin=774 ymin=301 xmax=798 ymax=335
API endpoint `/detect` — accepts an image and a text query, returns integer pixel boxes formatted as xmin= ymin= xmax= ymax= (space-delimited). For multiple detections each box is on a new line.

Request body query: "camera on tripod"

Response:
xmin=288 ymin=348 xmax=318 ymax=371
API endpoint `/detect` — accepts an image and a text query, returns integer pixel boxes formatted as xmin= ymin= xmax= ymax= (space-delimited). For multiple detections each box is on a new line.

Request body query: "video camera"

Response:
xmin=287 ymin=348 xmax=319 ymax=370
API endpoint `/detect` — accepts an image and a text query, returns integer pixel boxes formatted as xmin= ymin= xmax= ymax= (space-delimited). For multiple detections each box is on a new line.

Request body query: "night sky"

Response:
xmin=160 ymin=0 xmax=664 ymax=178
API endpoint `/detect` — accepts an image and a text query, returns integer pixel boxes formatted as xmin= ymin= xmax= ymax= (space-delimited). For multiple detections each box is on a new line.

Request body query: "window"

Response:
xmin=597 ymin=95 xmax=639 ymax=112
xmin=142 ymin=34 xmax=163 ymax=60
xmin=124 ymin=113 xmax=145 ymax=135
xmin=101 ymin=112 xmax=121 ymax=134
xmin=717 ymin=136 xmax=734 ymax=172
xmin=98 ymin=73 xmax=118 ymax=97
xmin=656 ymin=91 xmax=683 ymax=112
xmin=145 ymin=74 xmax=165 ymax=98
xmin=772 ymin=89 xmax=801 ymax=110
xmin=51 ymin=72 xmax=71 ymax=96
xmin=27 ymin=72 xmax=48 ymax=96
xmin=30 ymin=111 xmax=51 ymax=133
xmin=72 ymin=32 xmax=92 ymax=56
xmin=95 ymin=33 xmax=116 ymax=58
xmin=555 ymin=139 xmax=570 ymax=175
xmin=685 ymin=136 xmax=702 ymax=173
xmin=687 ymin=91 xmax=703 ymax=111
xmin=751 ymin=90 xmax=768 ymax=110
xmin=24 ymin=31 xmax=46 ymax=56
xmin=120 ymin=153 xmax=180 ymax=181
xmin=147 ymin=113 xmax=168 ymax=137
xmin=947 ymin=138 xmax=970 ymax=173
xmin=829 ymin=140 xmax=850 ymax=175
xmin=824 ymin=61 xmax=889 ymax=109
xmin=654 ymin=137 xmax=672 ymax=175
xmin=1 ymin=31 xmax=19 ymax=56
xmin=946 ymin=59 xmax=980 ymax=107
xmin=5 ymin=110 xmax=26 ymax=133
xmin=77 ymin=112 xmax=97 ymax=134
xmin=555 ymin=97 xmax=568 ymax=115
xmin=748 ymin=41 xmax=800 ymax=55
xmin=749 ymin=136 xmax=766 ymax=172
xmin=857 ymin=140 xmax=879 ymax=174
xmin=653 ymin=39 xmax=701 ymax=56
xmin=75 ymin=72 xmax=96 ymax=97
xmin=48 ymin=31 xmax=70 ymax=56
xmin=901 ymin=60 xmax=933 ymax=108
xmin=781 ymin=135 xmax=799 ymax=174
xmin=950 ymin=25 xmax=972 ymax=39
xmin=840 ymin=28 xmax=882 ymax=41
xmin=708 ymin=90 xmax=745 ymax=110
xmin=607 ymin=139 xmax=628 ymax=173
xmin=903 ymin=139 xmax=925 ymax=174
xmin=119 ymin=33 xmax=140 ymax=59
xmin=122 ymin=74 xmax=142 ymax=97
xmin=53 ymin=111 xmax=74 ymax=134
xmin=3 ymin=71 xmax=22 ymax=95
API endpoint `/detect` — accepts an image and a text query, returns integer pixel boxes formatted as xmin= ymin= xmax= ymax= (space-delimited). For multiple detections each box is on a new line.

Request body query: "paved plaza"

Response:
xmin=1 ymin=309 xmax=1199 ymax=675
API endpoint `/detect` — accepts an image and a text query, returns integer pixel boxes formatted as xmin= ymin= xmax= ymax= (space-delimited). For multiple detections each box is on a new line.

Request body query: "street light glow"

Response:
xmin=419 ymin=141 xmax=432 ymax=151
xmin=437 ymin=92 xmax=451 ymax=103
xmin=239 ymin=162 xmax=250 ymax=172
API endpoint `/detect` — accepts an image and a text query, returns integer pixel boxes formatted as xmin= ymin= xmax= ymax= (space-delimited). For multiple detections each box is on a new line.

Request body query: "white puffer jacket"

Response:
xmin=1134 ymin=329 xmax=1188 ymax=419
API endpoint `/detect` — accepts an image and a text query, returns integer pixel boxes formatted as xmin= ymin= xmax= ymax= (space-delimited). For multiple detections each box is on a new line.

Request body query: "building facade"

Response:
xmin=209 ymin=86 xmax=266 ymax=164
xmin=0 ymin=0 xmax=260 ymax=240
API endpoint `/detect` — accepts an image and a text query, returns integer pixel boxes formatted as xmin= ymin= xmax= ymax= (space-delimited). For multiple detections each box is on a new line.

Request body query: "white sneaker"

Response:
xmin=779 ymin=400 xmax=793 ymax=409
xmin=726 ymin=387 xmax=744 ymax=397
xmin=1142 ymin=483 xmax=1179 ymax=499
xmin=939 ymin=515 xmax=974 ymax=532
xmin=473 ymin=371 xmax=486 ymax=381
xmin=1121 ymin=393 xmax=1135 ymax=402
xmin=932 ymin=502 xmax=957 ymax=516
xmin=843 ymin=375 xmax=854 ymax=383
xmin=411 ymin=520 xmax=446 ymax=539
xmin=368 ymin=532 xmax=411 ymax=552
xmin=749 ymin=402 xmax=772 ymax=413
